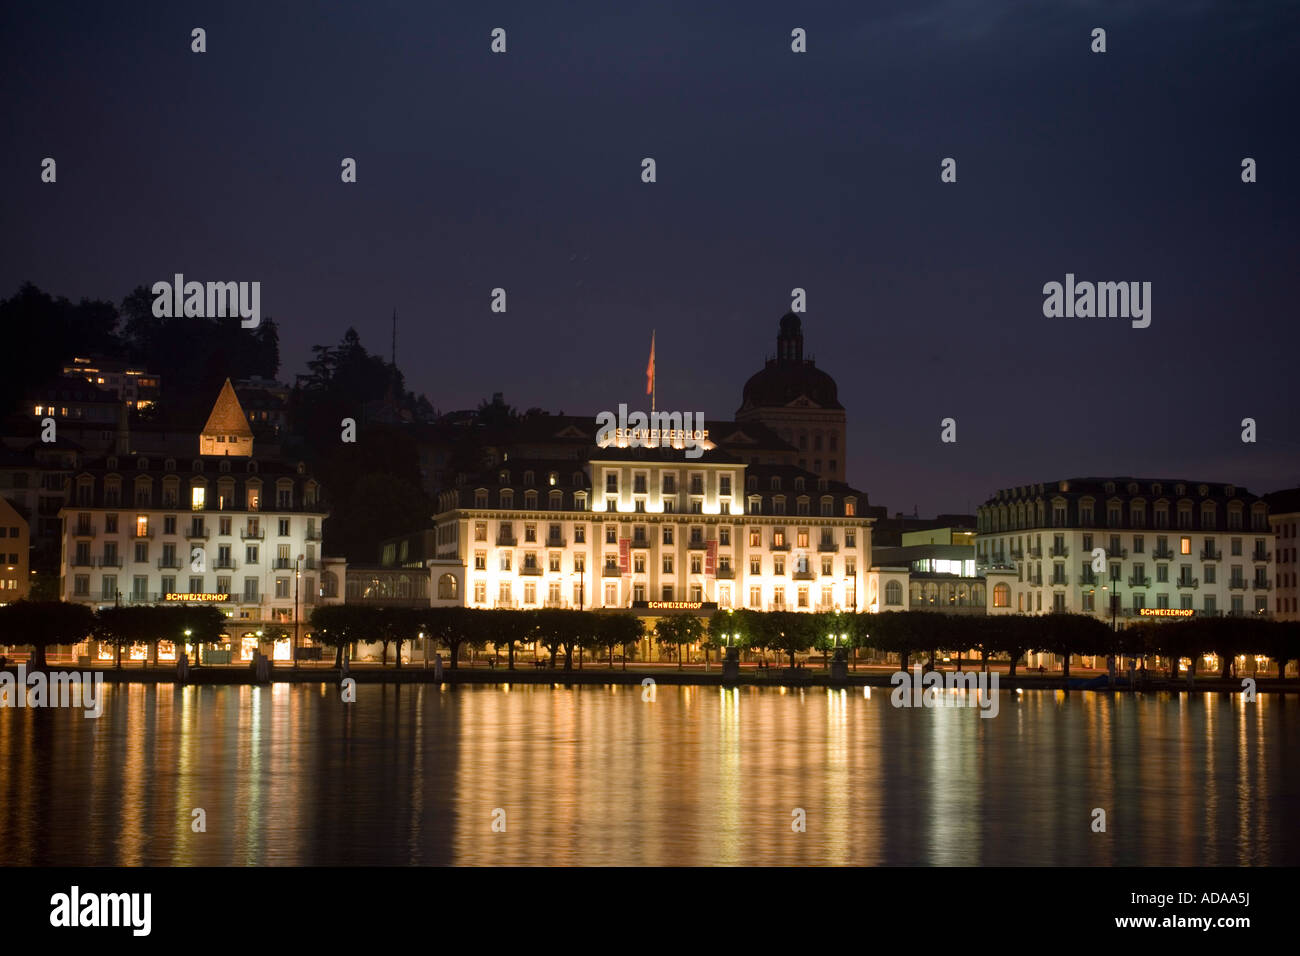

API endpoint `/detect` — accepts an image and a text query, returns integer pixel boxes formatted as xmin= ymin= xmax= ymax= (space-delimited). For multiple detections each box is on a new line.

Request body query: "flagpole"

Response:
xmin=651 ymin=329 xmax=656 ymax=414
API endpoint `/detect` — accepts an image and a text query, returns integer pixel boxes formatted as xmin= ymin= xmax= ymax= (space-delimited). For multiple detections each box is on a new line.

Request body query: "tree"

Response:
xmin=0 ymin=601 xmax=94 ymax=668
xmin=654 ymin=614 xmax=703 ymax=669
xmin=311 ymin=604 xmax=367 ymax=667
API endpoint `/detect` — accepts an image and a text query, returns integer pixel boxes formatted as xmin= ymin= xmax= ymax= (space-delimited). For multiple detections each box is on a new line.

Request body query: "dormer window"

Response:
xmin=219 ymin=459 xmax=231 ymax=473
xmin=246 ymin=460 xmax=258 ymax=473
xmin=165 ymin=458 xmax=176 ymax=472
xmin=192 ymin=459 xmax=203 ymax=472
xmin=137 ymin=458 xmax=149 ymax=470
xmin=499 ymin=470 xmax=510 ymax=485
xmin=523 ymin=470 xmax=534 ymax=485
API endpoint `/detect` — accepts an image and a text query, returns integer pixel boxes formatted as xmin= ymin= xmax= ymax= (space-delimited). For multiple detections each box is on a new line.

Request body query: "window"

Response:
xmin=663 ymin=555 xmax=674 ymax=574
xmin=885 ymin=580 xmax=902 ymax=605
xmin=1180 ymin=536 xmax=1191 ymax=555
xmin=663 ymin=526 xmax=673 ymax=545
xmin=718 ymin=526 xmax=730 ymax=546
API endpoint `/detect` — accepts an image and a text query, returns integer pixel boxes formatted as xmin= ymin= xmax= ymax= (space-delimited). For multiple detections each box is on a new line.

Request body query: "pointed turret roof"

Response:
xmin=202 ymin=379 xmax=253 ymax=437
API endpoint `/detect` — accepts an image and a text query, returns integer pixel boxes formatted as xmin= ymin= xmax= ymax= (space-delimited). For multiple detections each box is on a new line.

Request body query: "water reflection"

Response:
xmin=1 ymin=685 xmax=1296 ymax=866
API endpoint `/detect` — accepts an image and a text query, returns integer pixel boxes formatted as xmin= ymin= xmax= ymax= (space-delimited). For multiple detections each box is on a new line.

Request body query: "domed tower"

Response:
xmin=737 ymin=313 xmax=847 ymax=482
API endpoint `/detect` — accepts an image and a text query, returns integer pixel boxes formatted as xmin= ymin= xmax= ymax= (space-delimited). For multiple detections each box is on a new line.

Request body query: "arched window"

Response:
xmin=885 ymin=580 xmax=902 ymax=605
xmin=438 ymin=573 xmax=458 ymax=600
xmin=993 ymin=583 xmax=1011 ymax=608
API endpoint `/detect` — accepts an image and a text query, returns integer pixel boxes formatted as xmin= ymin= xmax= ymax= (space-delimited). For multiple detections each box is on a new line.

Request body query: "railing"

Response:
xmin=98 ymin=556 xmax=123 ymax=568
xmin=547 ymin=537 xmax=566 ymax=548
xmin=273 ymin=559 xmax=293 ymax=569
xmin=519 ymin=566 xmax=543 ymax=576
xmin=1028 ymin=546 xmax=1042 ymax=558
xmin=74 ymin=527 xmax=96 ymax=537
xmin=1252 ymin=551 xmax=1272 ymax=562
xmin=305 ymin=529 xmax=323 ymax=541
xmin=1051 ymin=575 xmax=1069 ymax=586
xmin=1253 ymin=580 xmax=1272 ymax=590
xmin=241 ymin=529 xmax=264 ymax=540
xmin=1128 ymin=575 xmax=1150 ymax=587
xmin=1228 ymin=581 xmax=1247 ymax=590
xmin=687 ymin=539 xmax=707 ymax=550
xmin=1176 ymin=577 xmax=1199 ymax=589
xmin=1200 ymin=549 xmax=1222 ymax=561
xmin=818 ymin=541 xmax=838 ymax=552
xmin=1109 ymin=547 xmax=1129 ymax=559
xmin=792 ymin=570 xmax=815 ymax=580
xmin=497 ymin=536 xmax=517 ymax=547
xmin=715 ymin=567 xmax=734 ymax=579
xmin=1010 ymin=548 xmax=1024 ymax=560
xmin=1152 ymin=548 xmax=1174 ymax=560
xmin=213 ymin=559 xmax=237 ymax=570
xmin=602 ymin=566 xmax=621 ymax=577
xmin=70 ymin=558 xmax=94 ymax=568
xmin=186 ymin=529 xmax=209 ymax=540
xmin=157 ymin=558 xmax=182 ymax=569
xmin=770 ymin=542 xmax=790 ymax=551
xmin=1050 ymin=546 xmax=1069 ymax=558
xmin=133 ymin=529 xmax=154 ymax=539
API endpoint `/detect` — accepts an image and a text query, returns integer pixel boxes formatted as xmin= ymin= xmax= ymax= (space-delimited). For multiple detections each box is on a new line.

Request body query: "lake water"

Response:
xmin=2 ymin=682 xmax=1297 ymax=866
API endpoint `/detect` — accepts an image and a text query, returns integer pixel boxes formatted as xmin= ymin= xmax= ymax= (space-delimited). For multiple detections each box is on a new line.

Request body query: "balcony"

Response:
xmin=817 ymin=540 xmax=838 ymax=552
xmin=687 ymin=539 xmax=708 ymax=550
xmin=70 ymin=558 xmax=95 ymax=568
xmin=1200 ymin=548 xmax=1222 ymax=561
xmin=1176 ymin=577 xmax=1199 ymax=589
xmin=602 ymin=565 xmax=622 ymax=578
xmin=547 ymin=536 xmax=567 ymax=548
xmin=543 ymin=600 xmax=566 ymax=609
xmin=133 ymin=529 xmax=154 ymax=539
xmin=1128 ymin=575 xmax=1150 ymax=588
xmin=157 ymin=558 xmax=182 ymax=570
xmin=770 ymin=542 xmax=790 ymax=551
xmin=74 ymin=527 xmax=96 ymax=538
xmin=519 ymin=565 xmax=543 ymax=576
xmin=1078 ymin=573 xmax=1098 ymax=586
xmin=98 ymin=556 xmax=123 ymax=568
xmin=186 ymin=528 xmax=209 ymax=540
xmin=1009 ymin=548 xmax=1024 ymax=560
xmin=273 ymin=558 xmax=293 ymax=569
xmin=1252 ymin=551 xmax=1272 ymax=562
xmin=1051 ymin=575 xmax=1069 ymax=586
xmin=1152 ymin=548 xmax=1174 ymax=560
xmin=1228 ymin=580 xmax=1247 ymax=590
xmin=497 ymin=536 xmax=517 ymax=547
xmin=792 ymin=570 xmax=816 ymax=581
xmin=1050 ymin=546 xmax=1070 ymax=558
xmin=305 ymin=528 xmax=323 ymax=541
xmin=240 ymin=529 xmax=264 ymax=540
xmin=1109 ymin=547 xmax=1129 ymax=559
xmin=715 ymin=567 xmax=735 ymax=579
xmin=1253 ymin=580 xmax=1272 ymax=591
xmin=213 ymin=559 xmax=237 ymax=570
xmin=1028 ymin=546 xmax=1042 ymax=558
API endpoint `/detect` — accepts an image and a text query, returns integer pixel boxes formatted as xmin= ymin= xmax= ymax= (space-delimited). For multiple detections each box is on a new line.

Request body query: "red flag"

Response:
xmin=645 ymin=331 xmax=655 ymax=396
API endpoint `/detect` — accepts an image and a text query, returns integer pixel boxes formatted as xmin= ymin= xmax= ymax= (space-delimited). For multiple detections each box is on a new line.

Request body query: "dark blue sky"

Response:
xmin=3 ymin=1 xmax=1297 ymax=515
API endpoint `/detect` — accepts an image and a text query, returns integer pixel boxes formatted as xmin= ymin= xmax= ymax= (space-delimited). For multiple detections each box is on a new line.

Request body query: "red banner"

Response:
xmin=705 ymin=540 xmax=717 ymax=576
xmin=619 ymin=538 xmax=630 ymax=574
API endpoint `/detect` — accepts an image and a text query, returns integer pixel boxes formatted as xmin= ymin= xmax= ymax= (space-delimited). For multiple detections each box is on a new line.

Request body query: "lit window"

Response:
xmin=1180 ymin=537 xmax=1191 ymax=555
xmin=191 ymin=487 xmax=205 ymax=510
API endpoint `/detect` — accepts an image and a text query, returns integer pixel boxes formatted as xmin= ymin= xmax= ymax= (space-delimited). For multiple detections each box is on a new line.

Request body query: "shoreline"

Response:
xmin=2 ymin=663 xmax=1294 ymax=694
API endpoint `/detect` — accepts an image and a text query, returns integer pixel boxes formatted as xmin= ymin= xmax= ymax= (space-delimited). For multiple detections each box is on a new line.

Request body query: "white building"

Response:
xmin=976 ymin=478 xmax=1276 ymax=622
xmin=57 ymin=381 xmax=330 ymax=661
xmin=429 ymin=442 xmax=880 ymax=619
xmin=1265 ymin=487 xmax=1300 ymax=622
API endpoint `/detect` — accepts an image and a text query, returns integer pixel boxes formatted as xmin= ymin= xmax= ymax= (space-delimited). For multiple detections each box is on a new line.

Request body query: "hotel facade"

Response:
xmin=976 ymin=478 xmax=1277 ymax=622
xmin=427 ymin=445 xmax=892 ymax=618
xmin=56 ymin=380 xmax=332 ymax=661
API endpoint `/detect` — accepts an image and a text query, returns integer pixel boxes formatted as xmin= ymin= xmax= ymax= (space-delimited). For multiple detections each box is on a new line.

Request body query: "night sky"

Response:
xmin=3 ymin=1 xmax=1297 ymax=515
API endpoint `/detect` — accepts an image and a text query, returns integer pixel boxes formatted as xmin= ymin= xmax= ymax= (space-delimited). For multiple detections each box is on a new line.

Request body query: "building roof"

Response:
xmin=1264 ymin=487 xmax=1300 ymax=516
xmin=737 ymin=313 xmax=843 ymax=412
xmin=201 ymin=379 xmax=253 ymax=437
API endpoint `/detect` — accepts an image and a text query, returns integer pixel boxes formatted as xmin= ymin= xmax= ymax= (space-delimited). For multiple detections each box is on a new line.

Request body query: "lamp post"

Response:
xmin=578 ymin=564 xmax=585 ymax=611
xmin=293 ymin=553 xmax=304 ymax=668
xmin=184 ymin=628 xmax=192 ymax=667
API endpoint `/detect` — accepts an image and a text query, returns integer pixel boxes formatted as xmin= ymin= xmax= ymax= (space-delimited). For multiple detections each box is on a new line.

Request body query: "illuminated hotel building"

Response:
xmin=56 ymin=380 xmax=332 ymax=660
xmin=976 ymin=478 xmax=1277 ymax=621
xmin=430 ymin=442 xmax=877 ymax=616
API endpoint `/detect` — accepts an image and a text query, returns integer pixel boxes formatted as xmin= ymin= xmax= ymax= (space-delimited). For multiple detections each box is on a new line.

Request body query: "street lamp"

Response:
xmin=184 ymin=628 xmax=193 ymax=666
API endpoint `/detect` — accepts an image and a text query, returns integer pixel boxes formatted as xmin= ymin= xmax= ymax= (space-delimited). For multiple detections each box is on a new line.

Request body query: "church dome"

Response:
xmin=738 ymin=313 xmax=843 ymax=411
